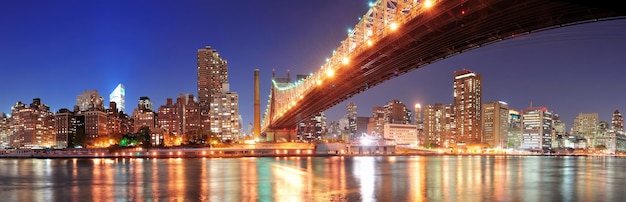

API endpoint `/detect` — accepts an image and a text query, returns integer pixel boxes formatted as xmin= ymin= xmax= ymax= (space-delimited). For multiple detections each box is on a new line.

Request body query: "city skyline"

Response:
xmin=2 ymin=1 xmax=626 ymax=132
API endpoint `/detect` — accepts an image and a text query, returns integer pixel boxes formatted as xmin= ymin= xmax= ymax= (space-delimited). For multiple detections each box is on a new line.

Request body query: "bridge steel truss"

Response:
xmin=262 ymin=0 xmax=625 ymax=133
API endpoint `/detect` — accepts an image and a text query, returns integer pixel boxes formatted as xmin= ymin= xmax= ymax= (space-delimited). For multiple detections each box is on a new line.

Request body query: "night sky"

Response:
xmin=2 ymin=1 xmax=626 ymax=133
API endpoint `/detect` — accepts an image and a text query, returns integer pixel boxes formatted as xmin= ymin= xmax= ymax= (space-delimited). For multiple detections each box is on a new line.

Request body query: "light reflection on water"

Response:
xmin=0 ymin=156 xmax=625 ymax=201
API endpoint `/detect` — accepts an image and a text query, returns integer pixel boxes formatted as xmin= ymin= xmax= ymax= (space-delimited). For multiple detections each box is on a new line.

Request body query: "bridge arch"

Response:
xmin=262 ymin=0 xmax=626 ymax=133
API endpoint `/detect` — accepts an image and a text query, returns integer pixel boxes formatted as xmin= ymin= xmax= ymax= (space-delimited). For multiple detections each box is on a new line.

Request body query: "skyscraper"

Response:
xmin=197 ymin=46 xmax=228 ymax=128
xmin=482 ymin=101 xmax=509 ymax=149
xmin=453 ymin=69 xmax=482 ymax=143
xmin=109 ymin=84 xmax=125 ymax=113
xmin=612 ymin=110 xmax=623 ymax=132
xmin=521 ymin=107 xmax=553 ymax=151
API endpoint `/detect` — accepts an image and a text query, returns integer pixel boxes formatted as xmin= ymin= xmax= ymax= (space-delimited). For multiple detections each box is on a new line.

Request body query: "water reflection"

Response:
xmin=0 ymin=156 xmax=626 ymax=201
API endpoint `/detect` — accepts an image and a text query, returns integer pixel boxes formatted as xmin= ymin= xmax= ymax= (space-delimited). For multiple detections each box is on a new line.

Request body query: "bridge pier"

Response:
xmin=264 ymin=128 xmax=298 ymax=142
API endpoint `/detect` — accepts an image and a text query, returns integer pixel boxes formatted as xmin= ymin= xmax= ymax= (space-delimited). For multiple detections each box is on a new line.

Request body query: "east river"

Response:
xmin=0 ymin=156 xmax=625 ymax=201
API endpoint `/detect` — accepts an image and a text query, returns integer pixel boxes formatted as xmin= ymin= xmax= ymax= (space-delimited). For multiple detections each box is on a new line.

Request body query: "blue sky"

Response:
xmin=1 ymin=1 xmax=626 ymax=132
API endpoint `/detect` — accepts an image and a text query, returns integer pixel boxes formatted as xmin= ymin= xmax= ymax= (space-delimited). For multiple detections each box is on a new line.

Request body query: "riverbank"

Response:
xmin=1 ymin=147 xmax=621 ymax=159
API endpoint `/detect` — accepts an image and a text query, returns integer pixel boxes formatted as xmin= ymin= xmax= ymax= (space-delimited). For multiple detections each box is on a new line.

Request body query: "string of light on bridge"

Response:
xmin=262 ymin=0 xmax=437 ymax=130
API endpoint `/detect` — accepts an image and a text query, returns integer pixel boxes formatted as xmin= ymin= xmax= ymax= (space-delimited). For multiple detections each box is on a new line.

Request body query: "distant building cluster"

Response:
xmin=0 ymin=46 xmax=242 ymax=149
xmin=297 ymin=69 xmax=626 ymax=154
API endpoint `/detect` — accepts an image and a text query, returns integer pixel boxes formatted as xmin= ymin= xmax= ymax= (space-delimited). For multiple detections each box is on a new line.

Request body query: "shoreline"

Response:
xmin=0 ymin=152 xmax=618 ymax=159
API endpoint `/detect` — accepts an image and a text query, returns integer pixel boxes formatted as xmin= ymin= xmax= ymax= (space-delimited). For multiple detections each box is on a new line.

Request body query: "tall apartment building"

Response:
xmin=9 ymin=98 xmax=55 ymax=148
xmin=453 ymin=69 xmax=482 ymax=144
xmin=423 ymin=103 xmax=455 ymax=147
xmin=521 ymin=107 xmax=553 ymax=151
xmin=210 ymin=84 xmax=241 ymax=141
xmin=109 ymin=84 xmax=126 ymax=113
xmin=612 ymin=110 xmax=623 ymax=132
xmin=572 ymin=113 xmax=598 ymax=144
xmin=482 ymin=101 xmax=509 ymax=149
xmin=197 ymin=46 xmax=228 ymax=128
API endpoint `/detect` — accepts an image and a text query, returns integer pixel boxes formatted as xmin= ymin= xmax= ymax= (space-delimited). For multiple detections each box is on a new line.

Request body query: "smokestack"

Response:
xmin=254 ymin=69 xmax=261 ymax=139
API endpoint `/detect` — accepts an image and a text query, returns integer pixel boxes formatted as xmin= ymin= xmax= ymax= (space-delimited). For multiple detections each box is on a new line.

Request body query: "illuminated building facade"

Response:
xmin=109 ymin=83 xmax=125 ymax=113
xmin=133 ymin=97 xmax=156 ymax=133
xmin=83 ymin=109 xmax=107 ymax=147
xmin=158 ymin=98 xmax=179 ymax=135
xmin=178 ymin=94 xmax=201 ymax=141
xmin=0 ymin=113 xmax=10 ymax=148
xmin=571 ymin=113 xmax=598 ymax=145
xmin=297 ymin=112 xmax=326 ymax=142
xmin=453 ymin=69 xmax=482 ymax=144
xmin=507 ymin=110 xmax=522 ymax=148
xmin=370 ymin=106 xmax=385 ymax=136
xmin=210 ymin=84 xmax=241 ymax=141
xmin=521 ymin=107 xmax=553 ymax=151
xmin=482 ymin=101 xmax=509 ymax=149
xmin=383 ymin=123 xmax=418 ymax=147
xmin=552 ymin=114 xmax=566 ymax=148
xmin=9 ymin=98 xmax=55 ymax=148
xmin=383 ymin=99 xmax=412 ymax=124
xmin=414 ymin=104 xmax=423 ymax=129
xmin=55 ymin=108 xmax=74 ymax=148
xmin=346 ymin=102 xmax=357 ymax=137
xmin=593 ymin=122 xmax=626 ymax=154
xmin=198 ymin=46 xmax=228 ymax=128
xmin=423 ymin=103 xmax=454 ymax=147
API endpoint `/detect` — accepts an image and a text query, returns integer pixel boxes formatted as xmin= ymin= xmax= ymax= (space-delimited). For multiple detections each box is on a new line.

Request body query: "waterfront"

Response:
xmin=0 ymin=156 xmax=625 ymax=201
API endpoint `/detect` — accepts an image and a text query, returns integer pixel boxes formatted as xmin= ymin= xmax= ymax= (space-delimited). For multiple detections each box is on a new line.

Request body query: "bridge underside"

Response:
xmin=266 ymin=0 xmax=625 ymax=131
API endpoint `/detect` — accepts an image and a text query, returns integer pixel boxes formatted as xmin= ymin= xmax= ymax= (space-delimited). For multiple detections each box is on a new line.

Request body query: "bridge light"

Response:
xmin=367 ymin=40 xmax=373 ymax=47
xmin=342 ymin=57 xmax=350 ymax=65
xmin=424 ymin=0 xmax=433 ymax=8
xmin=326 ymin=69 xmax=335 ymax=77
xmin=390 ymin=22 xmax=398 ymax=31
xmin=316 ymin=80 xmax=322 ymax=86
